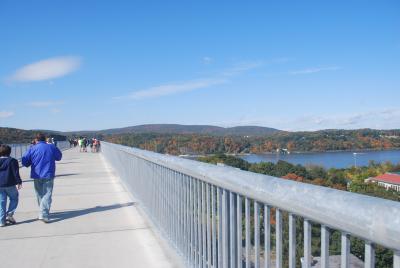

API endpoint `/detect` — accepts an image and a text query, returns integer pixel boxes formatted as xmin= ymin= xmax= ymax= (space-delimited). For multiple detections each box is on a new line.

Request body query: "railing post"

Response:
xmin=222 ymin=189 xmax=229 ymax=268
xmin=264 ymin=205 xmax=271 ymax=268
xmin=394 ymin=251 xmax=400 ymax=268
xmin=276 ymin=209 xmax=282 ymax=268
xmin=288 ymin=213 xmax=296 ymax=268
xmin=206 ymin=184 xmax=211 ymax=267
xmin=211 ymin=185 xmax=217 ymax=268
xmin=245 ymin=198 xmax=250 ymax=268
xmin=218 ymin=188 xmax=223 ymax=268
xmin=230 ymin=192 xmax=237 ymax=268
xmin=364 ymin=241 xmax=375 ymax=268
xmin=341 ymin=232 xmax=350 ymax=268
xmin=254 ymin=201 xmax=260 ymax=268
xmin=237 ymin=195 xmax=242 ymax=268
xmin=303 ymin=219 xmax=311 ymax=268
xmin=321 ymin=225 xmax=330 ymax=268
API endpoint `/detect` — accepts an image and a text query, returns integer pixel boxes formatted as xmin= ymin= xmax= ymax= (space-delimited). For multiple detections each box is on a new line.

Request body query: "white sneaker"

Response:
xmin=41 ymin=217 xmax=50 ymax=223
xmin=0 ymin=223 xmax=5 ymax=227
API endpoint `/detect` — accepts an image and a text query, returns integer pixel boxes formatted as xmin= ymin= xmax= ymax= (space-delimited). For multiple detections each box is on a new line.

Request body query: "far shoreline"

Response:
xmin=183 ymin=147 xmax=400 ymax=158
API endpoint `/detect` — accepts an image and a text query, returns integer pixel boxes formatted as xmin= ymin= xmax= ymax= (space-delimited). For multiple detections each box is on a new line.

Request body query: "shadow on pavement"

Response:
xmin=22 ymin=173 xmax=80 ymax=183
xmin=48 ymin=202 xmax=136 ymax=223
xmin=56 ymin=173 xmax=80 ymax=177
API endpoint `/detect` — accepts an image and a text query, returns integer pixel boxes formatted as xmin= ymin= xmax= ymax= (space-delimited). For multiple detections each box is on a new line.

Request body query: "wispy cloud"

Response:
xmin=51 ymin=108 xmax=61 ymax=114
xmin=0 ymin=111 xmax=14 ymax=119
xmin=116 ymin=59 xmax=270 ymax=100
xmin=202 ymin=57 xmax=213 ymax=64
xmin=28 ymin=100 xmax=64 ymax=107
xmin=213 ymin=108 xmax=400 ymax=131
xmin=284 ymin=108 xmax=400 ymax=131
xmin=7 ymin=56 xmax=81 ymax=82
xmin=290 ymin=66 xmax=340 ymax=75
xmin=116 ymin=78 xmax=227 ymax=100
xmin=221 ymin=61 xmax=264 ymax=77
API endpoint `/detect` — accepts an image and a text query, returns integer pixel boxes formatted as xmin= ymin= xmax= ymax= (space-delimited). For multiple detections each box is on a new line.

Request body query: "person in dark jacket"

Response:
xmin=0 ymin=144 xmax=22 ymax=227
xmin=22 ymin=133 xmax=62 ymax=223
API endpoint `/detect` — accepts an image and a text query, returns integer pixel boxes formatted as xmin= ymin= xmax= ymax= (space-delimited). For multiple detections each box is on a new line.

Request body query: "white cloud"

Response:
xmin=222 ymin=61 xmax=264 ymax=77
xmin=51 ymin=108 xmax=61 ymax=114
xmin=290 ymin=66 xmax=340 ymax=75
xmin=8 ymin=56 xmax=81 ymax=82
xmin=0 ymin=111 xmax=14 ymax=119
xmin=28 ymin=100 xmax=64 ymax=107
xmin=283 ymin=108 xmax=400 ymax=131
xmin=115 ymin=59 xmax=281 ymax=101
xmin=117 ymin=78 xmax=227 ymax=100
xmin=202 ymin=57 xmax=213 ymax=64
xmin=213 ymin=108 xmax=400 ymax=131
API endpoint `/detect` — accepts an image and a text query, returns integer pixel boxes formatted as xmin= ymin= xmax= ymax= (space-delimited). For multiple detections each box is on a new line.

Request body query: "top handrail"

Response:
xmin=102 ymin=141 xmax=400 ymax=251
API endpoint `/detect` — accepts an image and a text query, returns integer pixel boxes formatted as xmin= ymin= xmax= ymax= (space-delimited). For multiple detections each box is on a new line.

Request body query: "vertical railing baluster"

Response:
xmin=194 ymin=179 xmax=199 ymax=267
xmin=321 ymin=225 xmax=330 ymax=268
xmin=185 ymin=175 xmax=190 ymax=261
xmin=237 ymin=195 xmax=242 ymax=268
xmin=190 ymin=178 xmax=195 ymax=265
xmin=222 ymin=189 xmax=229 ymax=268
xmin=288 ymin=213 xmax=296 ymax=268
xmin=254 ymin=201 xmax=260 ymax=268
xmin=212 ymin=185 xmax=217 ymax=268
xmin=264 ymin=205 xmax=271 ymax=268
xmin=179 ymin=173 xmax=184 ymax=252
xmin=206 ymin=184 xmax=211 ymax=267
xmin=202 ymin=182 xmax=207 ymax=267
xmin=174 ymin=171 xmax=177 ymax=244
xmin=169 ymin=169 xmax=173 ymax=239
xmin=198 ymin=180 xmax=202 ymax=267
xmin=230 ymin=192 xmax=237 ymax=268
xmin=245 ymin=198 xmax=251 ymax=268
xmin=183 ymin=175 xmax=187 ymax=263
xmin=218 ymin=188 xmax=223 ymax=268
xmin=394 ymin=251 xmax=400 ymax=268
xmin=364 ymin=241 xmax=375 ymax=268
xmin=276 ymin=209 xmax=282 ymax=268
xmin=303 ymin=219 xmax=312 ymax=268
xmin=341 ymin=232 xmax=350 ymax=268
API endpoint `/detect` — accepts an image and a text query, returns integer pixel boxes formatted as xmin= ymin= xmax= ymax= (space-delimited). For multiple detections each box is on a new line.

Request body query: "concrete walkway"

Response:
xmin=0 ymin=149 xmax=180 ymax=268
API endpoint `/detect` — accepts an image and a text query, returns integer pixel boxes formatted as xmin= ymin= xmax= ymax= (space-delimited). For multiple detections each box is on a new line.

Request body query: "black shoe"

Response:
xmin=6 ymin=215 xmax=16 ymax=225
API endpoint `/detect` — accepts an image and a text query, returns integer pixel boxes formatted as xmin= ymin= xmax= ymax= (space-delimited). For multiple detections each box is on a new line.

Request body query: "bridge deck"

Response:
xmin=0 ymin=149 xmax=179 ymax=268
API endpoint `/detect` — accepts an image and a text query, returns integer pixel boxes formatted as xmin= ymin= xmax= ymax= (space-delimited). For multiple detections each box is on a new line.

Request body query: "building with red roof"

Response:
xmin=365 ymin=173 xmax=400 ymax=192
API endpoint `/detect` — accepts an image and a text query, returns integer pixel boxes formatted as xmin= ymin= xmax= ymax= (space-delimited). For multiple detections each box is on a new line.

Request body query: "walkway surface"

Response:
xmin=0 ymin=149 xmax=180 ymax=268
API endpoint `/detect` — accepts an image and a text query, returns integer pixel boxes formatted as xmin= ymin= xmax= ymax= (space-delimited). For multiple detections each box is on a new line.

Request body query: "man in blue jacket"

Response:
xmin=22 ymin=133 xmax=62 ymax=222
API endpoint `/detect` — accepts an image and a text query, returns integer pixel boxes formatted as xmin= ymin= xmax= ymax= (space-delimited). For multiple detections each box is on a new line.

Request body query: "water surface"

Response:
xmin=240 ymin=150 xmax=400 ymax=169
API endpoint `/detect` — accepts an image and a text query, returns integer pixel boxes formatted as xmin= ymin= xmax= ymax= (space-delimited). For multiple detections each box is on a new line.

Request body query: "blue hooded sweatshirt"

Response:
xmin=0 ymin=157 xmax=22 ymax=187
xmin=22 ymin=142 xmax=62 ymax=179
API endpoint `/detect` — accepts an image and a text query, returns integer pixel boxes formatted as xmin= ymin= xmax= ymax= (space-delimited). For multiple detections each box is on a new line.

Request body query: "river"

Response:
xmin=239 ymin=149 xmax=400 ymax=169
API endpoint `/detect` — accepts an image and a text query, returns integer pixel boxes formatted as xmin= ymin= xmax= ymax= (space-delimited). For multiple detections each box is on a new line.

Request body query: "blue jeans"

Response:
xmin=0 ymin=186 xmax=19 ymax=224
xmin=34 ymin=179 xmax=54 ymax=218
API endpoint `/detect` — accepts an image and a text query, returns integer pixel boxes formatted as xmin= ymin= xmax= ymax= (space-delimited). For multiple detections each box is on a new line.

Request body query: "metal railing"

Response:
xmin=9 ymin=141 xmax=71 ymax=161
xmin=101 ymin=142 xmax=400 ymax=268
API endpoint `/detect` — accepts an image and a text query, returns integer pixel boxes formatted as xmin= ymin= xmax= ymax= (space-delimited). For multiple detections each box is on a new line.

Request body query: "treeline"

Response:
xmin=0 ymin=127 xmax=66 ymax=144
xmin=198 ymin=155 xmax=399 ymax=267
xmin=105 ymin=129 xmax=400 ymax=155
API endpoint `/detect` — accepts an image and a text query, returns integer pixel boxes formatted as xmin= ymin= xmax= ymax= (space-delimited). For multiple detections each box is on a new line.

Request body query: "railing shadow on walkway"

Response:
xmin=49 ymin=202 xmax=136 ymax=223
xmin=16 ymin=202 xmax=136 ymax=225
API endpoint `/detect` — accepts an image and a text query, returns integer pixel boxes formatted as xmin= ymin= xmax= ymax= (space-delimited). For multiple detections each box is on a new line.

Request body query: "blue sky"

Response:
xmin=0 ymin=1 xmax=399 ymax=131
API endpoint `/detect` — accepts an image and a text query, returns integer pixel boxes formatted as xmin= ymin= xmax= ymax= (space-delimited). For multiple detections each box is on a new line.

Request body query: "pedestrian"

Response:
xmin=0 ymin=144 xmax=22 ymax=227
xmin=22 ymin=133 xmax=62 ymax=223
